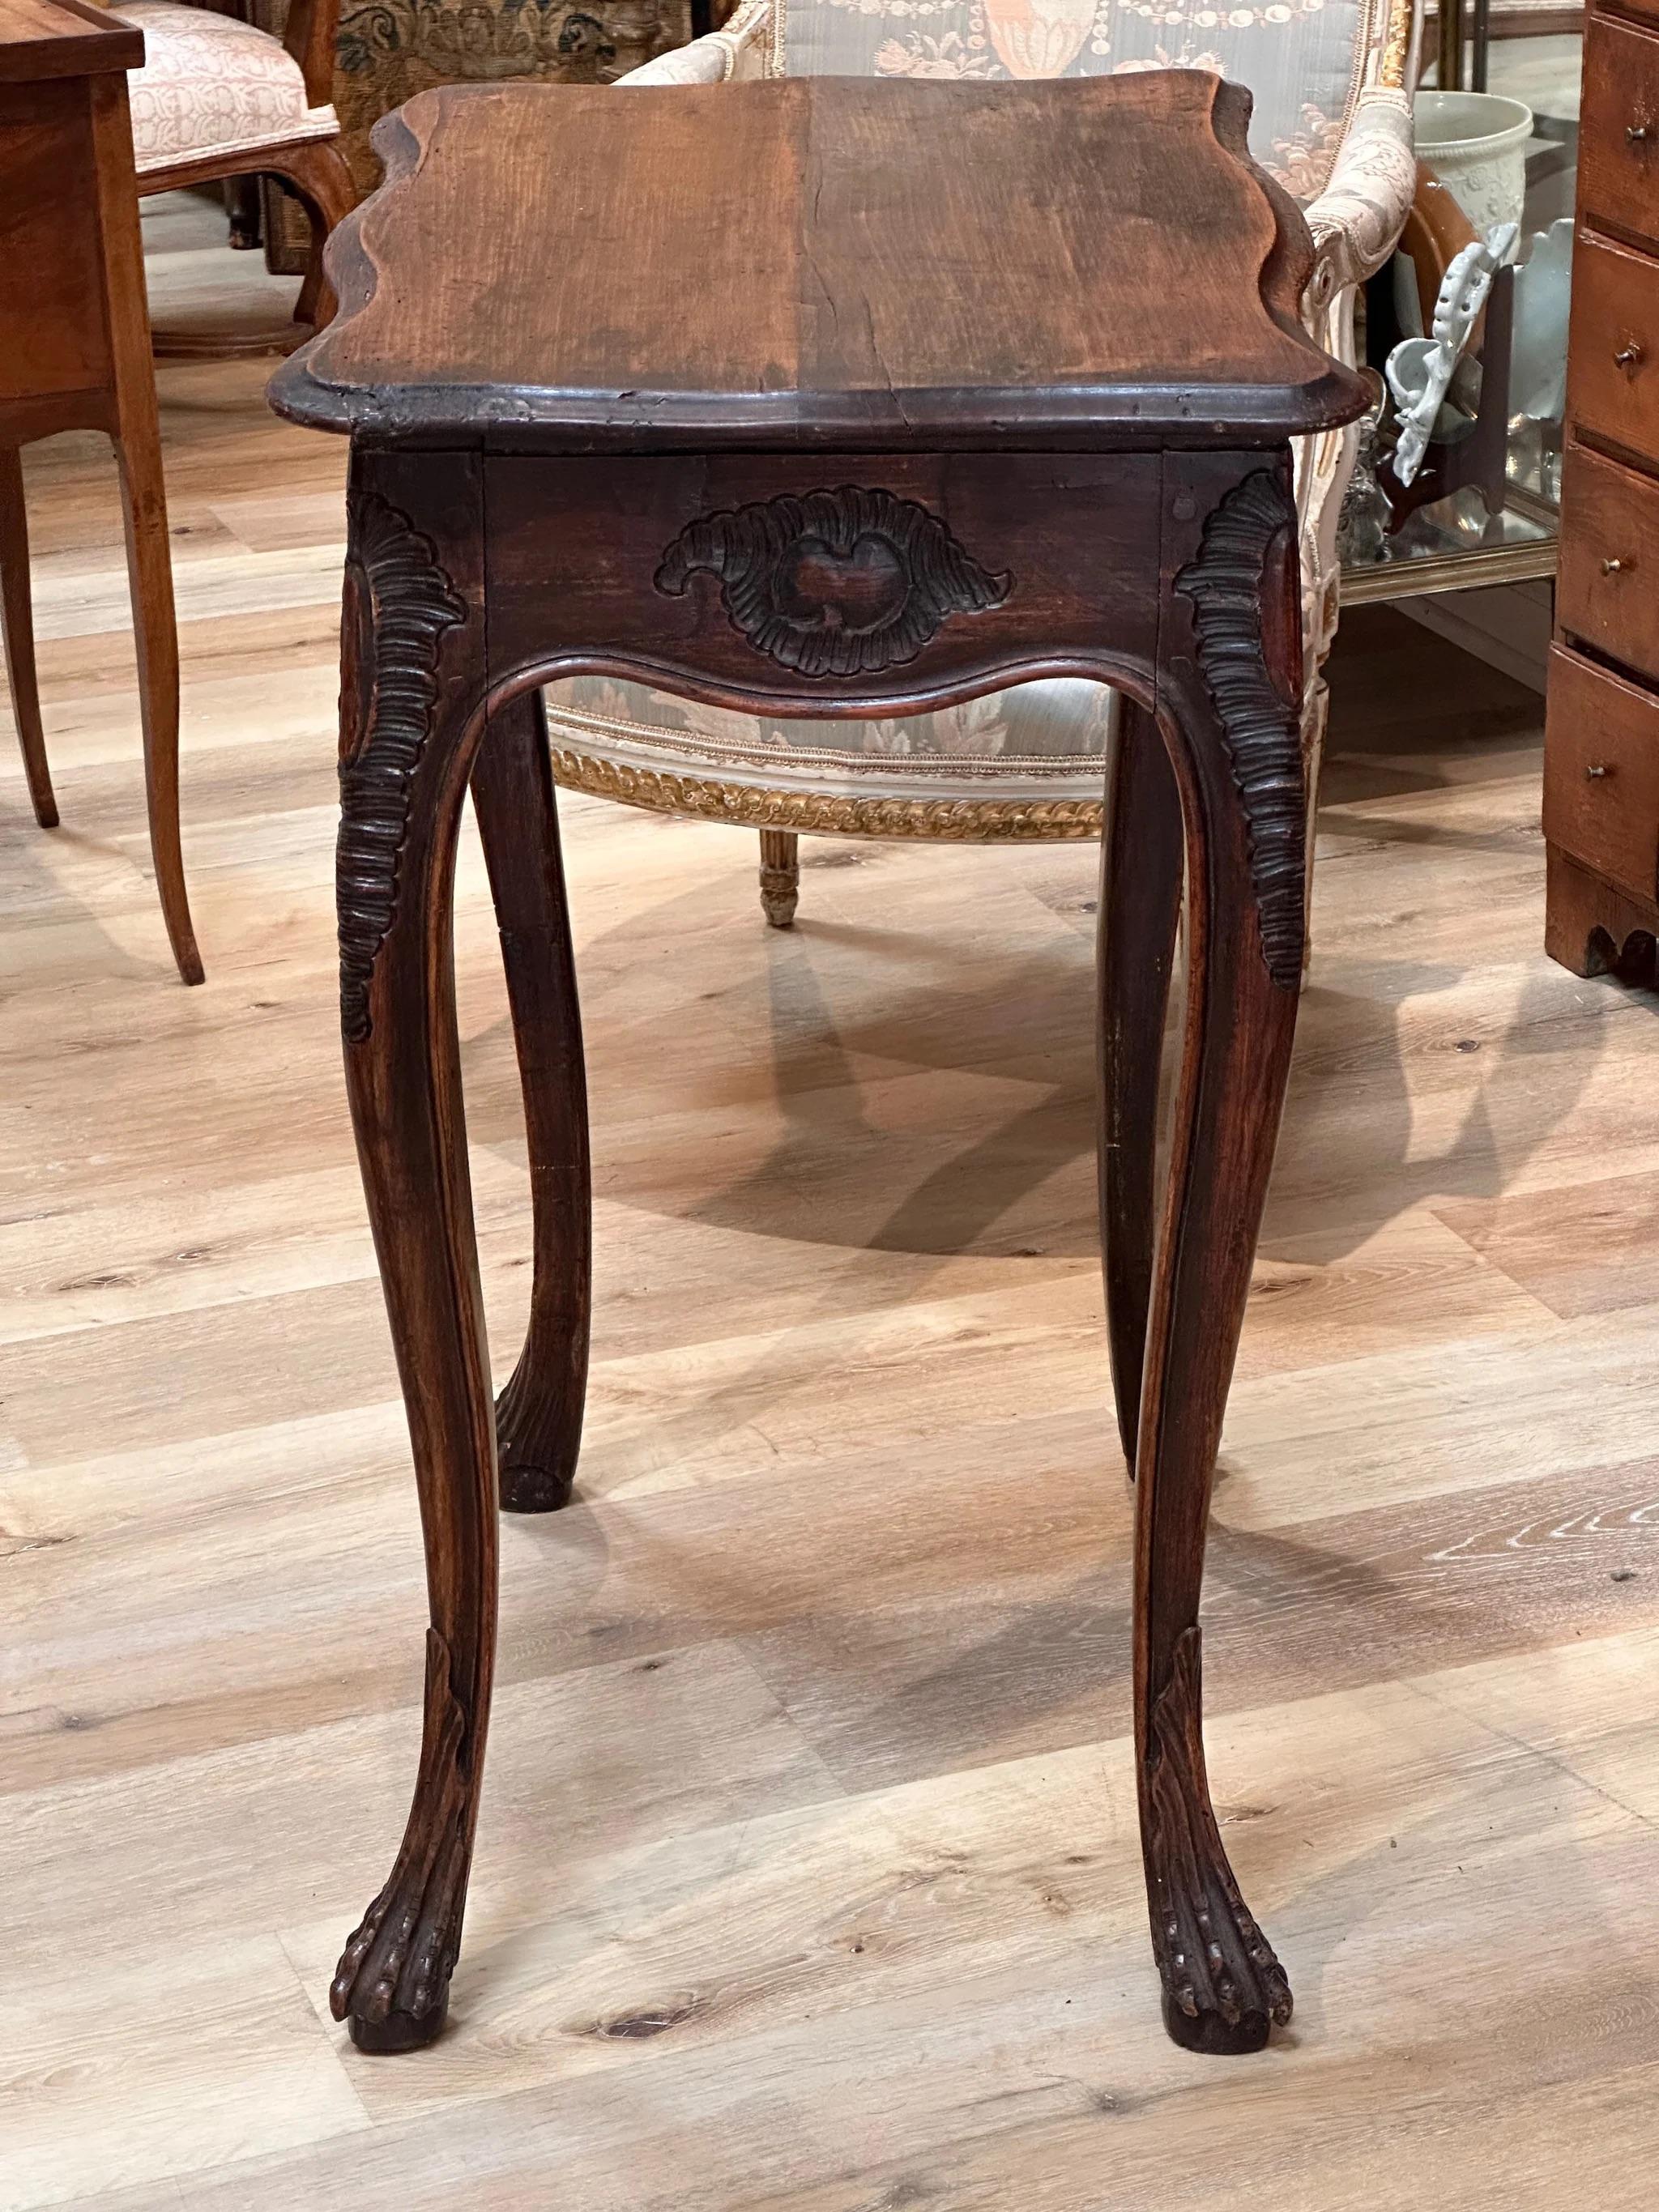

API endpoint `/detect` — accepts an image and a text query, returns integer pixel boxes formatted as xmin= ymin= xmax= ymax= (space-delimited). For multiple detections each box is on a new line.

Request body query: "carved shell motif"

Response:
xmin=655 ymin=487 xmax=1012 ymax=680
xmin=980 ymin=0 xmax=1096 ymax=79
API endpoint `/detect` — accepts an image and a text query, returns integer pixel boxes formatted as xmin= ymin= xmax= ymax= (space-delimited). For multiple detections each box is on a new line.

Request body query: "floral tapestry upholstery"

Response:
xmin=331 ymin=0 xmax=693 ymax=192
xmin=775 ymin=0 xmax=1369 ymax=199
xmin=124 ymin=2 xmax=337 ymax=173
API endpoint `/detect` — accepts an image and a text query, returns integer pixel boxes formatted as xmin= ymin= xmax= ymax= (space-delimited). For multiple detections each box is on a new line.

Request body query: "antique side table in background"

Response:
xmin=0 ymin=0 xmax=202 ymax=984
xmin=272 ymin=72 xmax=1370 ymax=2059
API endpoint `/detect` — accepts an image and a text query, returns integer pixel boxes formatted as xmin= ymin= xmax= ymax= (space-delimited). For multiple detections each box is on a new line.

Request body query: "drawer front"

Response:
xmin=1581 ymin=15 xmax=1659 ymax=247
xmin=484 ymin=451 xmax=1166 ymax=709
xmin=1568 ymin=232 xmax=1659 ymax=464
xmin=1559 ymin=439 xmax=1659 ymax=680
xmin=1545 ymin=646 xmax=1659 ymax=901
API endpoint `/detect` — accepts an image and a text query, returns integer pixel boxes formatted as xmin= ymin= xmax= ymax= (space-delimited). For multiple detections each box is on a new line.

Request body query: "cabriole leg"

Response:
xmin=1133 ymin=456 xmax=1305 ymax=2054
xmin=471 ymin=684 xmax=591 ymax=1514
xmin=329 ymin=453 xmax=497 ymax=2052
xmin=1098 ymin=695 xmax=1182 ymax=1477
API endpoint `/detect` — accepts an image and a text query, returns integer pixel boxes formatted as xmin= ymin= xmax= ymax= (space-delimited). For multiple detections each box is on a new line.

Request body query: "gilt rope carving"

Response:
xmin=655 ymin=486 xmax=1012 ymax=679
xmin=337 ymin=490 xmax=465 ymax=1043
xmin=1174 ymin=468 xmax=1307 ymax=990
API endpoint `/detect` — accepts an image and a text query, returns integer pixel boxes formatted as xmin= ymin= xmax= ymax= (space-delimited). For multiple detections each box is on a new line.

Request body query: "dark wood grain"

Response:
xmin=329 ymin=446 xmax=497 ymax=2052
xmin=483 ymin=452 xmax=1163 ymax=716
xmin=335 ymin=487 xmax=466 ymax=1042
xmin=1171 ymin=466 xmax=1306 ymax=988
xmin=271 ymin=75 xmax=1367 ymax=454
xmin=1131 ymin=448 xmax=1305 ymax=2053
xmin=1098 ymin=700 xmax=1182 ymax=1476
xmin=655 ymin=486 xmax=1013 ymax=680
xmin=470 ymin=685 xmax=591 ymax=1515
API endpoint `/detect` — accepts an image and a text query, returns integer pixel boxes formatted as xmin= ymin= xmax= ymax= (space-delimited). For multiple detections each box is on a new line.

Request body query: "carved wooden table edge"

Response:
xmin=269 ymin=73 xmax=1369 ymax=2065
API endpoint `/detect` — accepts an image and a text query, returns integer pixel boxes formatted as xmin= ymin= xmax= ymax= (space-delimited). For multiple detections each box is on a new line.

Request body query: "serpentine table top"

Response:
xmin=270 ymin=70 xmax=1368 ymax=454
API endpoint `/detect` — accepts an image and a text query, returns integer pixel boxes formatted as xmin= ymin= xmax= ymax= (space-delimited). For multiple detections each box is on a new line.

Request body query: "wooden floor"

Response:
xmin=6 ymin=199 xmax=1659 ymax=2211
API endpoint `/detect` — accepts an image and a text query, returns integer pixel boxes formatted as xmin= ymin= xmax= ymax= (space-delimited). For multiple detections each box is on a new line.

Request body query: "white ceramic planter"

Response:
xmin=1415 ymin=91 xmax=1534 ymax=249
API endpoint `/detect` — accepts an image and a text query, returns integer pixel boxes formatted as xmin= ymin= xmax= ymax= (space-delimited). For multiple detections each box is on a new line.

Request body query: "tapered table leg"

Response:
xmin=0 ymin=445 xmax=57 ymax=829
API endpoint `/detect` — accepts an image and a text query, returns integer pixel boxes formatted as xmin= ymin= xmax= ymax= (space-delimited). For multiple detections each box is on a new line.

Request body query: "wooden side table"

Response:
xmin=272 ymin=72 xmax=1369 ymax=2059
xmin=0 ymin=0 xmax=202 ymax=984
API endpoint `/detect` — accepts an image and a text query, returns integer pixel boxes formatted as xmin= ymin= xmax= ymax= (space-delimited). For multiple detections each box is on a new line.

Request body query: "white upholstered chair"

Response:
xmin=537 ymin=0 xmax=1421 ymax=926
xmin=121 ymin=0 xmax=355 ymax=333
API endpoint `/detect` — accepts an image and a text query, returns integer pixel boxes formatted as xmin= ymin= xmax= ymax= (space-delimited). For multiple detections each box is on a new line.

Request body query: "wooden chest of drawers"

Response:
xmin=1546 ymin=5 xmax=1659 ymax=977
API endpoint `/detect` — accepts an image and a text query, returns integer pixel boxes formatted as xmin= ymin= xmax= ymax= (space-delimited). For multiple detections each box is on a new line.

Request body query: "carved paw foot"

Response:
xmin=1153 ymin=1848 xmax=1292 ymax=2055
xmin=1144 ymin=1627 xmax=1292 ymax=2056
xmin=331 ymin=1631 xmax=474 ymax=2052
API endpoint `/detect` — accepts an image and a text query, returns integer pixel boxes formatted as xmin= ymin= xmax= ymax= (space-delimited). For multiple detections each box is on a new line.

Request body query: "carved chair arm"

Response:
xmin=619 ymin=0 xmax=774 ymax=84
xmin=1302 ymin=89 xmax=1416 ymax=305
xmin=282 ymin=0 xmax=339 ymax=111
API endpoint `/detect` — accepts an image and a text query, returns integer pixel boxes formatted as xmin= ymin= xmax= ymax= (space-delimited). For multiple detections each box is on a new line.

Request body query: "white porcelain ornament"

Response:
xmin=1385 ymin=222 xmax=1518 ymax=484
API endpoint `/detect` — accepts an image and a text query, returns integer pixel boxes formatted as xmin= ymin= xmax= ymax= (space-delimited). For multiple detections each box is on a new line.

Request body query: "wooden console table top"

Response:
xmin=0 ymin=0 xmax=142 ymax=82
xmin=271 ymin=73 xmax=1368 ymax=454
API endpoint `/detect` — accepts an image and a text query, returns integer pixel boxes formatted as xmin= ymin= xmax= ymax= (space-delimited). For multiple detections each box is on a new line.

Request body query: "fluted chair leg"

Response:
xmin=758 ymin=829 xmax=799 ymax=928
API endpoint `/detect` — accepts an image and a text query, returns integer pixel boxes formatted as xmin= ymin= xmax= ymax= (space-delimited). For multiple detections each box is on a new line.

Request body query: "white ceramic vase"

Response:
xmin=1414 ymin=91 xmax=1534 ymax=253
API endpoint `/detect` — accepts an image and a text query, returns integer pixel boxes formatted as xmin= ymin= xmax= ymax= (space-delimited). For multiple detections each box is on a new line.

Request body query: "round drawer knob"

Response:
xmin=1630 ymin=123 xmax=1653 ymax=144
xmin=1586 ymin=763 xmax=1612 ymax=779
xmin=1615 ymin=343 xmax=1645 ymax=373
xmin=1603 ymin=556 xmax=1636 ymax=573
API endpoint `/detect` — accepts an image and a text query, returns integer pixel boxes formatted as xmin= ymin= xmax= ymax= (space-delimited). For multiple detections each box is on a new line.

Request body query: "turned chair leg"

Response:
xmin=1 ymin=445 xmax=57 ymax=829
xmin=1098 ymin=696 xmax=1182 ymax=1477
xmin=274 ymin=142 xmax=356 ymax=330
xmin=1129 ymin=458 xmax=1305 ymax=2054
xmin=758 ymin=827 xmax=800 ymax=927
xmin=329 ymin=457 xmax=497 ymax=2051
xmin=471 ymin=685 xmax=591 ymax=1514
